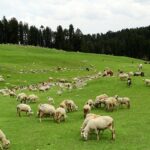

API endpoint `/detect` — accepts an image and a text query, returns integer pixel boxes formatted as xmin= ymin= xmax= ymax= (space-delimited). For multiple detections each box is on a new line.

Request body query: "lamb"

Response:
xmin=81 ymin=116 xmax=115 ymax=141
xmin=81 ymin=113 xmax=100 ymax=131
xmin=144 ymin=79 xmax=150 ymax=86
xmin=16 ymin=93 xmax=28 ymax=103
xmin=0 ymin=129 xmax=10 ymax=149
xmin=115 ymin=95 xmax=130 ymax=108
xmin=27 ymin=94 xmax=38 ymax=103
xmin=54 ymin=107 xmax=67 ymax=123
xmin=83 ymin=104 xmax=91 ymax=118
xmin=17 ymin=104 xmax=33 ymax=117
xmin=37 ymin=104 xmax=55 ymax=122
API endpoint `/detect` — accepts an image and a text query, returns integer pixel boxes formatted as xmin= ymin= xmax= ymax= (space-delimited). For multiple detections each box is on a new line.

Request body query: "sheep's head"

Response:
xmin=28 ymin=111 xmax=34 ymax=116
xmin=2 ymin=138 xmax=10 ymax=149
xmin=81 ymin=130 xmax=88 ymax=140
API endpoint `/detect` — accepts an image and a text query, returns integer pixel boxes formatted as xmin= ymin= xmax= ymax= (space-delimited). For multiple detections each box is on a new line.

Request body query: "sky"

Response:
xmin=0 ymin=0 xmax=150 ymax=34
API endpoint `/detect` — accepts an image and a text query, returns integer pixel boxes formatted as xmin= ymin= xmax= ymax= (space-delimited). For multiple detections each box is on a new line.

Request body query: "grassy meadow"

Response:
xmin=0 ymin=44 xmax=150 ymax=150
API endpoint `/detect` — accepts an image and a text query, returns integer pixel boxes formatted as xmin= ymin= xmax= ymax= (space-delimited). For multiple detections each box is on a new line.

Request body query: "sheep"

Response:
xmin=9 ymin=90 xmax=16 ymax=97
xmin=66 ymin=100 xmax=78 ymax=112
xmin=54 ymin=107 xmax=67 ymax=123
xmin=48 ymin=97 xmax=54 ymax=104
xmin=16 ymin=93 xmax=28 ymax=103
xmin=138 ymin=64 xmax=143 ymax=71
xmin=94 ymin=94 xmax=108 ymax=108
xmin=83 ymin=104 xmax=91 ymax=118
xmin=144 ymin=79 xmax=150 ymax=86
xmin=37 ymin=104 xmax=55 ymax=122
xmin=86 ymin=99 xmax=94 ymax=108
xmin=81 ymin=116 xmax=115 ymax=141
xmin=0 ymin=129 xmax=10 ymax=149
xmin=60 ymin=100 xmax=78 ymax=112
xmin=119 ymin=73 xmax=129 ymax=81
xmin=115 ymin=95 xmax=130 ymax=108
xmin=17 ymin=104 xmax=33 ymax=117
xmin=81 ymin=113 xmax=100 ymax=131
xmin=104 ymin=97 xmax=118 ymax=111
xmin=27 ymin=94 xmax=38 ymax=103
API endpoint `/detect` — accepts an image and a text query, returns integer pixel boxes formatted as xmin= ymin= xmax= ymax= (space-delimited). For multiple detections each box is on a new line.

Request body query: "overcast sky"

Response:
xmin=1 ymin=0 xmax=150 ymax=34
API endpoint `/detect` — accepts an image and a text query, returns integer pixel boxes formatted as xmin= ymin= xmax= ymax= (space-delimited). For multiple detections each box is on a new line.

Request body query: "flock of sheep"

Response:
xmin=0 ymin=63 xmax=150 ymax=149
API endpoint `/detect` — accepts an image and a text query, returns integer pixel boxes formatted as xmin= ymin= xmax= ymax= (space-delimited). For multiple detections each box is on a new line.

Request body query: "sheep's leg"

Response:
xmin=39 ymin=112 xmax=43 ymax=122
xmin=108 ymin=123 xmax=115 ymax=140
xmin=95 ymin=129 xmax=99 ymax=141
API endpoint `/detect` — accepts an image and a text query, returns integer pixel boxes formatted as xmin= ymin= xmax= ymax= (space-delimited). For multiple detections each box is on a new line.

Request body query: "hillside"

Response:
xmin=0 ymin=44 xmax=150 ymax=150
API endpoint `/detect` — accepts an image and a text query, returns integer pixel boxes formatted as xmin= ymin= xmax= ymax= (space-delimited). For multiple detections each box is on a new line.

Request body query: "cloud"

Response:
xmin=0 ymin=0 xmax=150 ymax=34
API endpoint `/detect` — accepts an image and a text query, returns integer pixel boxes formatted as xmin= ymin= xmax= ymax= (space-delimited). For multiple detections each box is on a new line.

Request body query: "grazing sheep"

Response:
xmin=66 ymin=100 xmax=78 ymax=112
xmin=119 ymin=73 xmax=129 ymax=81
xmin=81 ymin=116 xmax=115 ymax=141
xmin=115 ymin=95 xmax=130 ymax=108
xmin=0 ymin=129 xmax=10 ymax=149
xmin=54 ymin=107 xmax=67 ymax=123
xmin=16 ymin=93 xmax=28 ymax=103
xmin=94 ymin=94 xmax=108 ymax=108
xmin=9 ymin=90 xmax=16 ymax=97
xmin=143 ymin=79 xmax=150 ymax=86
xmin=81 ymin=113 xmax=100 ymax=131
xmin=27 ymin=94 xmax=38 ymax=103
xmin=83 ymin=104 xmax=91 ymax=118
xmin=60 ymin=100 xmax=78 ymax=112
xmin=17 ymin=104 xmax=33 ymax=117
xmin=104 ymin=97 xmax=118 ymax=111
xmin=37 ymin=104 xmax=55 ymax=122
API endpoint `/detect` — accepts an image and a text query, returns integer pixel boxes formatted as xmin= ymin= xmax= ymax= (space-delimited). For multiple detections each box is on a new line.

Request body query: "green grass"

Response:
xmin=0 ymin=44 xmax=150 ymax=150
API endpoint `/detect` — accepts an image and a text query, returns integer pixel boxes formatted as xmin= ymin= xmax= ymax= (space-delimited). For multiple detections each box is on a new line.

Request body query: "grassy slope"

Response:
xmin=0 ymin=44 xmax=150 ymax=150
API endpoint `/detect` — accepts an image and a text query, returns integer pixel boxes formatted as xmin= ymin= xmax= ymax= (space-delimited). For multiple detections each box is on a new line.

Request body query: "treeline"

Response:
xmin=0 ymin=16 xmax=150 ymax=60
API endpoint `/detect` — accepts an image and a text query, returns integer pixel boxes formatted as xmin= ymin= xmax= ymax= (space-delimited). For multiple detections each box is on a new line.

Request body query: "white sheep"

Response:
xmin=66 ymin=100 xmax=78 ymax=112
xmin=27 ymin=94 xmax=38 ymax=103
xmin=83 ymin=104 xmax=91 ymax=118
xmin=54 ymin=107 xmax=67 ymax=123
xmin=115 ymin=95 xmax=130 ymax=108
xmin=144 ymin=79 xmax=150 ymax=86
xmin=37 ymin=104 xmax=55 ymax=122
xmin=81 ymin=116 xmax=115 ymax=141
xmin=119 ymin=73 xmax=129 ymax=81
xmin=17 ymin=104 xmax=33 ymax=117
xmin=94 ymin=94 xmax=108 ymax=108
xmin=16 ymin=93 xmax=28 ymax=103
xmin=104 ymin=97 xmax=118 ymax=111
xmin=81 ymin=113 xmax=100 ymax=131
xmin=0 ymin=129 xmax=10 ymax=150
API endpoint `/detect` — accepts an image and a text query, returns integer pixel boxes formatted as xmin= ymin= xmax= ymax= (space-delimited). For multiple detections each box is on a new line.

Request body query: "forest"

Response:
xmin=0 ymin=16 xmax=150 ymax=60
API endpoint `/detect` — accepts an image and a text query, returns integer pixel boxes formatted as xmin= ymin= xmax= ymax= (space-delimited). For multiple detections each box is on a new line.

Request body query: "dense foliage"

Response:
xmin=0 ymin=16 xmax=150 ymax=60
